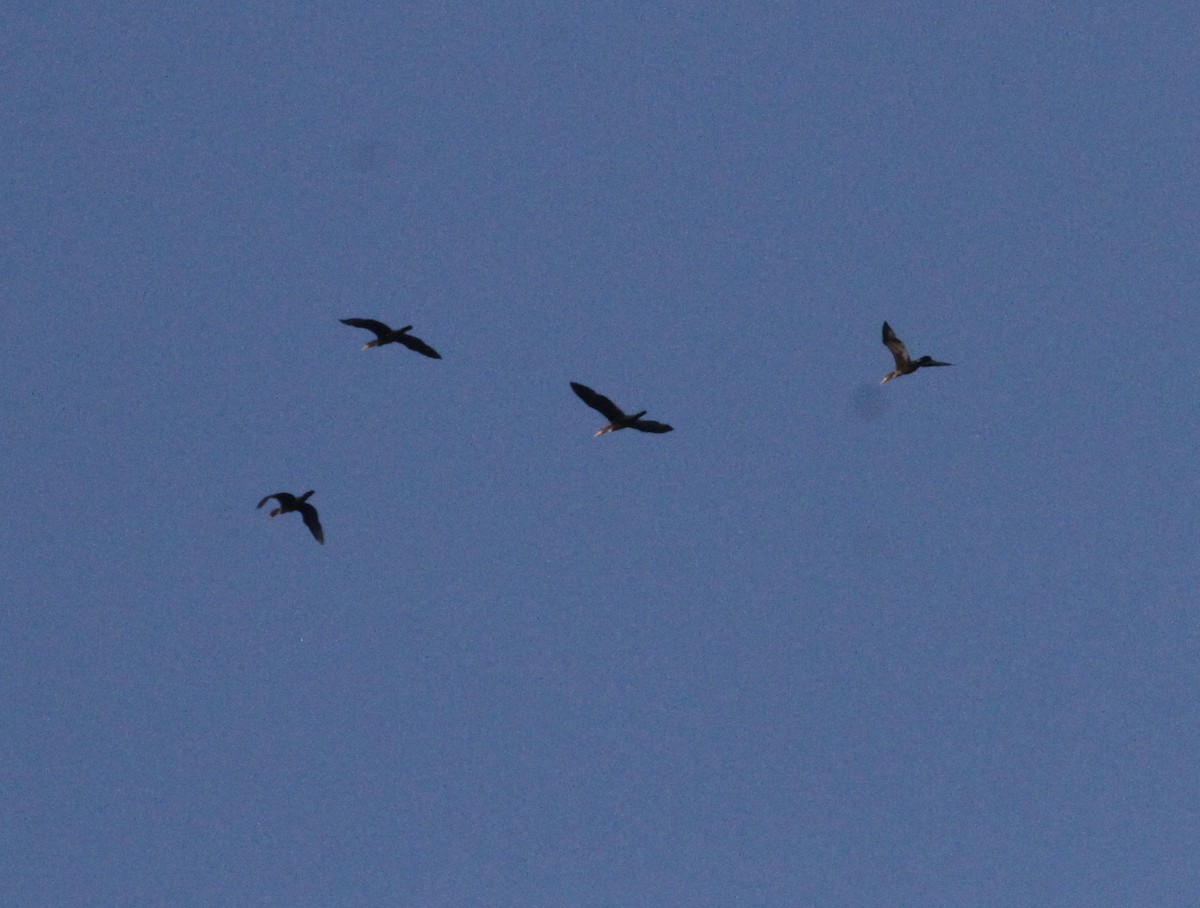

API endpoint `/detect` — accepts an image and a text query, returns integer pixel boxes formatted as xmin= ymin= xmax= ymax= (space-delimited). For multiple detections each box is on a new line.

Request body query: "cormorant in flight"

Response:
xmin=257 ymin=490 xmax=324 ymax=544
xmin=881 ymin=322 xmax=951 ymax=383
xmin=340 ymin=318 xmax=441 ymax=359
xmin=570 ymin=382 xmax=673 ymax=436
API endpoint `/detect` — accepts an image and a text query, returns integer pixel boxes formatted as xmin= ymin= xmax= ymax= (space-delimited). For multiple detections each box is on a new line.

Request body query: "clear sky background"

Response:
xmin=3 ymin=3 xmax=1199 ymax=905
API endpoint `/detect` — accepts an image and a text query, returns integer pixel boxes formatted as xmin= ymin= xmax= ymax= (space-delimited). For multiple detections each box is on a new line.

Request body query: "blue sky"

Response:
xmin=3 ymin=3 xmax=1199 ymax=905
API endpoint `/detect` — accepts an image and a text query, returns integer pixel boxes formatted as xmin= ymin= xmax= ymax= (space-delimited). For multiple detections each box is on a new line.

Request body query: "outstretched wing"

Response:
xmin=571 ymin=382 xmax=626 ymax=422
xmin=257 ymin=493 xmax=291 ymax=510
xmin=396 ymin=332 xmax=442 ymax=359
xmin=629 ymin=419 xmax=673 ymax=434
xmin=881 ymin=322 xmax=911 ymax=369
xmin=298 ymin=503 xmax=325 ymax=544
xmin=340 ymin=318 xmax=392 ymax=340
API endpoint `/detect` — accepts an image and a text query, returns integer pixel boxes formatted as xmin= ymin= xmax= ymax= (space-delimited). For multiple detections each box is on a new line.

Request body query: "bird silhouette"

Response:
xmin=881 ymin=322 xmax=952 ymax=383
xmin=340 ymin=318 xmax=441 ymax=359
xmin=257 ymin=490 xmax=324 ymax=544
xmin=570 ymin=382 xmax=673 ymax=436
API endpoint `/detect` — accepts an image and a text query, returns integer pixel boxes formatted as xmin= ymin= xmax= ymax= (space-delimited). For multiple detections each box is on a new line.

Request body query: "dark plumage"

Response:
xmin=340 ymin=318 xmax=441 ymax=359
xmin=570 ymin=382 xmax=673 ymax=436
xmin=881 ymin=321 xmax=952 ymax=383
xmin=257 ymin=490 xmax=324 ymax=544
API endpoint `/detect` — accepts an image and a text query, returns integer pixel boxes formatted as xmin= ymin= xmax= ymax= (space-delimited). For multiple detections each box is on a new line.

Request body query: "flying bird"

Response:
xmin=257 ymin=490 xmax=324 ymax=544
xmin=570 ymin=382 xmax=673 ymax=436
xmin=881 ymin=321 xmax=952 ymax=383
xmin=340 ymin=318 xmax=442 ymax=359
